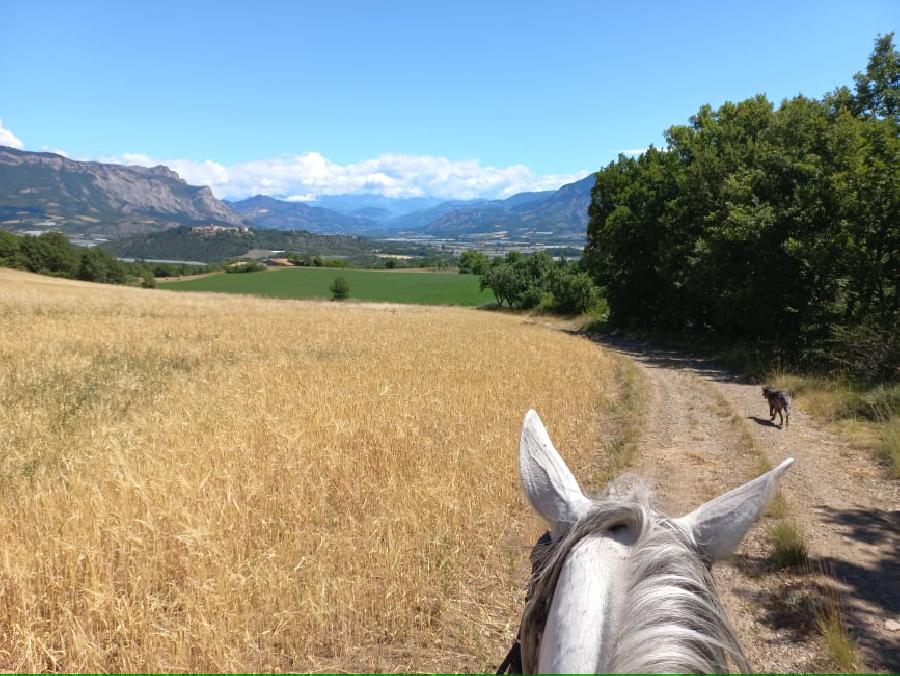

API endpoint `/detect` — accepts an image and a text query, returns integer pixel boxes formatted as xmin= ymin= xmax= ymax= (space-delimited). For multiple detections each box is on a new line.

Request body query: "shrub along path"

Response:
xmin=593 ymin=337 xmax=899 ymax=672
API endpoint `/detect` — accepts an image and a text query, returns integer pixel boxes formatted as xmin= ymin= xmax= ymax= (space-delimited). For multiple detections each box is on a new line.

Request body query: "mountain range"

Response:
xmin=0 ymin=146 xmax=243 ymax=236
xmin=0 ymin=145 xmax=596 ymax=243
xmin=231 ymin=175 xmax=595 ymax=241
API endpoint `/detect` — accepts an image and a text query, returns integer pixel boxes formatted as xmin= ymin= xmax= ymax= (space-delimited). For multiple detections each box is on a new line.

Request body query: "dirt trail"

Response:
xmin=597 ymin=338 xmax=899 ymax=672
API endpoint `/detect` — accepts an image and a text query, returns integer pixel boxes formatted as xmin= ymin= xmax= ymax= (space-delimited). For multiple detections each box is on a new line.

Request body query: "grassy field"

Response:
xmin=0 ymin=269 xmax=617 ymax=672
xmin=162 ymin=267 xmax=496 ymax=306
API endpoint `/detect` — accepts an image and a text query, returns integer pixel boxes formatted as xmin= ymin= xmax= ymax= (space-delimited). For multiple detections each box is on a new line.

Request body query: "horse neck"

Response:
xmin=537 ymin=532 xmax=630 ymax=673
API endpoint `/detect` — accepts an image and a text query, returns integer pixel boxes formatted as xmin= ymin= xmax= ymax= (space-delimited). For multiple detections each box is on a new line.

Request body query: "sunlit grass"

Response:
xmin=771 ymin=371 xmax=898 ymax=477
xmin=769 ymin=520 xmax=808 ymax=569
xmin=0 ymin=268 xmax=618 ymax=672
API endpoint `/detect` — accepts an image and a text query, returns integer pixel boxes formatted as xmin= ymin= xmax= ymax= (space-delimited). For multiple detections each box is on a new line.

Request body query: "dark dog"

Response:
xmin=762 ymin=386 xmax=792 ymax=428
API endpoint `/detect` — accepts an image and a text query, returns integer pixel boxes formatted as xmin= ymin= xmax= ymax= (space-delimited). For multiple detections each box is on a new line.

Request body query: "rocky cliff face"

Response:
xmin=0 ymin=146 xmax=244 ymax=236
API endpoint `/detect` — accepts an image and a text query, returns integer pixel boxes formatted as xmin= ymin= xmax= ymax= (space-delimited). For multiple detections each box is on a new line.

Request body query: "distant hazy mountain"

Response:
xmin=0 ymin=146 xmax=244 ymax=236
xmin=383 ymin=199 xmax=489 ymax=230
xmin=311 ymin=194 xmax=448 ymax=221
xmin=228 ymin=195 xmax=378 ymax=233
xmin=417 ymin=175 xmax=595 ymax=239
xmin=231 ymin=175 xmax=594 ymax=241
xmin=0 ymin=143 xmax=596 ymax=244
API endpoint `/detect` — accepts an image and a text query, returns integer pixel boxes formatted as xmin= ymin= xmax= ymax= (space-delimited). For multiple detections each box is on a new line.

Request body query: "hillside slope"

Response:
xmin=419 ymin=174 xmax=594 ymax=239
xmin=228 ymin=195 xmax=379 ymax=233
xmin=0 ymin=146 xmax=244 ymax=236
xmin=104 ymin=225 xmax=382 ymax=261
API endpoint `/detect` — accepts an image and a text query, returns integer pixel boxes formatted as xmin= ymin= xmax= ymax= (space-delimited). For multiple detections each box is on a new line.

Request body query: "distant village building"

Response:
xmin=190 ymin=225 xmax=251 ymax=235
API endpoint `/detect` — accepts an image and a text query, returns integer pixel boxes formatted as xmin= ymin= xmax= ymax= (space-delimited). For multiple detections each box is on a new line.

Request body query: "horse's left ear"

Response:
xmin=675 ymin=458 xmax=795 ymax=561
xmin=519 ymin=410 xmax=592 ymax=540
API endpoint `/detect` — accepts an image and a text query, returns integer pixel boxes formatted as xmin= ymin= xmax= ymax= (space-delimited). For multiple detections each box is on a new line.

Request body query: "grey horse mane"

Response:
xmin=520 ymin=476 xmax=749 ymax=674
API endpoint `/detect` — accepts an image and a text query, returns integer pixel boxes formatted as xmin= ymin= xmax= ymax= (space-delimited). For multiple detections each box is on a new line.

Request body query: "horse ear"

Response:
xmin=675 ymin=458 xmax=795 ymax=561
xmin=519 ymin=410 xmax=592 ymax=540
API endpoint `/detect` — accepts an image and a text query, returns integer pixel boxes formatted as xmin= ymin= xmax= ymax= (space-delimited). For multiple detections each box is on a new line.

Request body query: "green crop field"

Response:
xmin=163 ymin=267 xmax=496 ymax=306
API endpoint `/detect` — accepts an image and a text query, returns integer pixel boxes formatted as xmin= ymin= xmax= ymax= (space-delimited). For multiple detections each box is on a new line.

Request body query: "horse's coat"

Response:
xmin=516 ymin=410 xmax=794 ymax=674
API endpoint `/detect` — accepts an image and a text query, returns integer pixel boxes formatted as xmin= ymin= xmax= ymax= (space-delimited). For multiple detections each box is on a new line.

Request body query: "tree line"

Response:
xmin=584 ymin=34 xmax=898 ymax=379
xmin=464 ymin=250 xmax=599 ymax=314
xmin=0 ymin=230 xmax=211 ymax=288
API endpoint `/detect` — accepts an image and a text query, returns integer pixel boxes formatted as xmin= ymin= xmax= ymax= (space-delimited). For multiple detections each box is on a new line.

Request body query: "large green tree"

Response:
xmin=584 ymin=34 xmax=898 ymax=376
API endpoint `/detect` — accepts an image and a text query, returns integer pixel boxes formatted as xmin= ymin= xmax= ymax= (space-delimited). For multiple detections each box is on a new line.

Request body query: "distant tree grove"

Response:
xmin=0 ymin=230 xmax=209 ymax=288
xmin=478 ymin=251 xmax=599 ymax=314
xmin=584 ymin=34 xmax=898 ymax=378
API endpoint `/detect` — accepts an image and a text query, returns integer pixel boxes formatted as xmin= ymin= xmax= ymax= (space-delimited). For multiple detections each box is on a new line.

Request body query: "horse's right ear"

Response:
xmin=519 ymin=410 xmax=592 ymax=540
xmin=675 ymin=458 xmax=795 ymax=561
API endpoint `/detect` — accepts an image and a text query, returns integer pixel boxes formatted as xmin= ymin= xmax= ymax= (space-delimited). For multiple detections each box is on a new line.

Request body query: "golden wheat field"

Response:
xmin=0 ymin=268 xmax=619 ymax=672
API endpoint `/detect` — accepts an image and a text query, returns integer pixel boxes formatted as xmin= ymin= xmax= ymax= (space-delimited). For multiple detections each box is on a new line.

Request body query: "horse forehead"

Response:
xmin=568 ymin=527 xmax=635 ymax=563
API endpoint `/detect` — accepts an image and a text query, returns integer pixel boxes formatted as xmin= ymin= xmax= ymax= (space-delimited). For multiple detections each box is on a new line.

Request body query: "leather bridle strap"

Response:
xmin=496 ymin=531 xmax=552 ymax=674
xmin=496 ymin=636 xmax=523 ymax=674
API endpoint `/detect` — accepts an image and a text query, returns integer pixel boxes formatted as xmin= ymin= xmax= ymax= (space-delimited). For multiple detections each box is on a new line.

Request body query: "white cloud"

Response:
xmin=619 ymin=148 xmax=648 ymax=156
xmin=0 ymin=119 xmax=24 ymax=149
xmin=41 ymin=146 xmax=69 ymax=156
xmin=97 ymin=150 xmax=588 ymax=201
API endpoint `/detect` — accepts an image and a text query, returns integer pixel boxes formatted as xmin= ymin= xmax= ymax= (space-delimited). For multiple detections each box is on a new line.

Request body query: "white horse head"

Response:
xmin=517 ymin=410 xmax=793 ymax=673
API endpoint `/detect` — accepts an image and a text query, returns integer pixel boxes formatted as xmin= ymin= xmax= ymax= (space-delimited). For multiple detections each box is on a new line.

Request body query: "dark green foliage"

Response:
xmin=150 ymin=261 xmax=213 ymax=277
xmin=20 ymin=231 xmax=79 ymax=277
xmin=479 ymin=251 xmax=600 ymax=313
xmin=480 ymin=261 xmax=520 ymax=307
xmin=77 ymin=246 xmax=128 ymax=283
xmin=853 ymin=32 xmax=898 ymax=120
xmin=105 ymin=225 xmax=429 ymax=263
xmin=0 ymin=230 xmax=22 ymax=267
xmin=549 ymin=268 xmax=598 ymax=314
xmin=0 ymin=230 xmax=163 ymax=287
xmin=225 ymin=261 xmax=267 ymax=273
xmin=330 ymin=276 xmax=350 ymax=300
xmin=457 ymin=250 xmax=490 ymax=275
xmin=584 ymin=34 xmax=898 ymax=379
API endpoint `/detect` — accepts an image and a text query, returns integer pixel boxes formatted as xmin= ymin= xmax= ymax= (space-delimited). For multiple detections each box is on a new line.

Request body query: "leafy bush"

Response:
xmin=0 ymin=230 xmax=22 ymax=267
xmin=549 ymin=269 xmax=598 ymax=314
xmin=77 ymin=247 xmax=128 ymax=283
xmin=479 ymin=251 xmax=600 ymax=313
xmin=225 ymin=261 xmax=267 ymax=273
xmin=458 ymin=250 xmax=490 ymax=275
xmin=330 ymin=276 xmax=350 ymax=300
xmin=20 ymin=232 xmax=79 ymax=277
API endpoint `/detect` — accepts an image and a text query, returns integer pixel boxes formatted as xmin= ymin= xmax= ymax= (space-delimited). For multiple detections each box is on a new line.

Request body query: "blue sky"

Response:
xmin=0 ymin=0 xmax=895 ymax=199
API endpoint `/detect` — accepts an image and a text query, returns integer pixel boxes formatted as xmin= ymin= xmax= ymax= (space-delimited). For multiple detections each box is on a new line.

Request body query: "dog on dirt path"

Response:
xmin=762 ymin=386 xmax=792 ymax=428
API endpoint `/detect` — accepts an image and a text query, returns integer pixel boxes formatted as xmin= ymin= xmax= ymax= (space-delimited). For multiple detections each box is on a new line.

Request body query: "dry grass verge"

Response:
xmin=0 ymin=269 xmax=618 ymax=672
xmin=772 ymin=372 xmax=899 ymax=478
xmin=813 ymin=589 xmax=863 ymax=673
xmin=594 ymin=357 xmax=648 ymax=483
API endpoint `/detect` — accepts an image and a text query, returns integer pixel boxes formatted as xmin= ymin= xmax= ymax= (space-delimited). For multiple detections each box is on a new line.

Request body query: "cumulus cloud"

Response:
xmin=618 ymin=148 xmax=648 ymax=156
xmin=0 ymin=119 xmax=24 ymax=149
xmin=98 ymin=150 xmax=588 ymax=201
